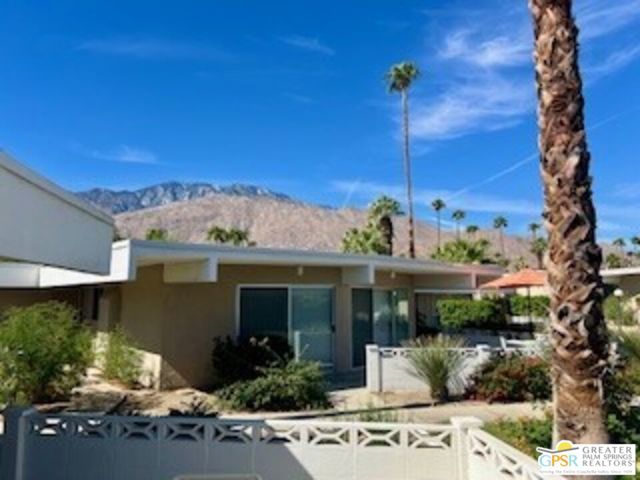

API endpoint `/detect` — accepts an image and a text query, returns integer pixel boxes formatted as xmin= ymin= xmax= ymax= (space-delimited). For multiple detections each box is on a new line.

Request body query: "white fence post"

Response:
xmin=451 ymin=416 xmax=484 ymax=480
xmin=0 ymin=407 xmax=36 ymax=480
xmin=365 ymin=344 xmax=381 ymax=392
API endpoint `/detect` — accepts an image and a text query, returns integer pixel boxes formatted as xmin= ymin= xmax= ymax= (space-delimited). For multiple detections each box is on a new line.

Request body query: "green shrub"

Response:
xmin=406 ymin=335 xmax=466 ymax=402
xmin=217 ymin=360 xmax=330 ymax=412
xmin=357 ymin=404 xmax=400 ymax=423
xmin=211 ymin=336 xmax=292 ymax=388
xmin=509 ymin=295 xmax=549 ymax=318
xmin=486 ymin=362 xmax=640 ymax=461
xmin=0 ymin=302 xmax=93 ymax=404
xmin=468 ymin=353 xmax=551 ymax=402
xmin=437 ymin=298 xmax=506 ymax=330
xmin=604 ymin=295 xmax=636 ymax=325
xmin=102 ymin=327 xmax=142 ymax=387
xmin=485 ymin=415 xmax=552 ymax=457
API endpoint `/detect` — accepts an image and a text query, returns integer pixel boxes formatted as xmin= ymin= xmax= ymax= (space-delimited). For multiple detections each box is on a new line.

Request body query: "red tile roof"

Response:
xmin=479 ymin=268 xmax=546 ymax=289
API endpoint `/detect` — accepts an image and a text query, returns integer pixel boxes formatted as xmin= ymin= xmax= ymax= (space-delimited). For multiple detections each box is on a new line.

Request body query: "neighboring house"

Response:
xmin=0 ymin=239 xmax=502 ymax=389
xmin=0 ymin=151 xmax=113 ymax=274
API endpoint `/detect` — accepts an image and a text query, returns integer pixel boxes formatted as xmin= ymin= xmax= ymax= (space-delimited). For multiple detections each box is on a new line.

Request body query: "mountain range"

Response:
xmin=77 ymin=181 xmax=539 ymax=263
xmin=77 ymin=182 xmax=293 ymax=215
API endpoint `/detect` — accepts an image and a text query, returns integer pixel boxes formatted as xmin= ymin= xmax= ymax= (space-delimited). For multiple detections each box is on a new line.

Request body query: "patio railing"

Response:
xmin=366 ymin=342 xmax=541 ymax=394
xmin=0 ymin=408 xmax=561 ymax=480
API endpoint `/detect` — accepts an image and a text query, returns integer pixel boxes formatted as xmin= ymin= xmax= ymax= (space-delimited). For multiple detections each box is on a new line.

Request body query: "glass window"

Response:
xmin=352 ymin=289 xmax=373 ymax=367
xmin=352 ymin=288 xmax=410 ymax=367
xmin=373 ymin=290 xmax=393 ymax=346
xmin=239 ymin=288 xmax=288 ymax=341
xmin=291 ymin=288 xmax=333 ymax=364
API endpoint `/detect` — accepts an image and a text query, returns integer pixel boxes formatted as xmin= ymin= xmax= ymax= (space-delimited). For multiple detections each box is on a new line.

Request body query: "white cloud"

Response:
xmin=412 ymin=74 xmax=532 ymax=140
xmin=77 ymin=38 xmax=229 ymax=61
xmin=612 ymin=182 xmax=640 ymax=199
xmin=438 ymin=30 xmax=529 ymax=68
xmin=84 ymin=145 xmax=159 ymax=165
xmin=576 ymin=0 xmax=640 ymax=41
xmin=283 ymin=92 xmax=314 ymax=104
xmin=585 ymin=44 xmax=640 ymax=81
xmin=280 ymin=35 xmax=335 ymax=56
xmin=411 ymin=0 xmax=640 ymax=141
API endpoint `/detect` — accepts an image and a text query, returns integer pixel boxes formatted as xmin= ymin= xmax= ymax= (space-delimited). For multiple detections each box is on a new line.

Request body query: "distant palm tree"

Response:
xmin=528 ymin=222 xmax=541 ymax=242
xmin=207 ymin=225 xmax=252 ymax=246
xmin=386 ymin=61 xmax=420 ymax=258
xmin=493 ymin=216 xmax=508 ymax=257
xmin=466 ymin=224 xmax=479 ymax=239
xmin=451 ymin=210 xmax=465 ymax=240
xmin=530 ymin=0 xmax=609 ymax=447
xmin=631 ymin=236 xmax=640 ymax=255
xmin=207 ymin=226 xmax=228 ymax=243
xmin=431 ymin=198 xmax=446 ymax=253
xmin=530 ymin=237 xmax=548 ymax=270
xmin=369 ymin=196 xmax=403 ymax=255
xmin=228 ymin=228 xmax=251 ymax=246
xmin=613 ymin=238 xmax=626 ymax=256
xmin=145 ymin=228 xmax=168 ymax=241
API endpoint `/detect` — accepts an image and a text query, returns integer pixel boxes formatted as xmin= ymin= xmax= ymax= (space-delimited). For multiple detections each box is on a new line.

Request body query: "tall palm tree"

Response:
xmin=528 ymin=222 xmax=541 ymax=242
xmin=451 ymin=209 xmax=465 ymax=240
xmin=386 ymin=61 xmax=420 ymax=258
xmin=493 ymin=216 xmax=508 ymax=257
xmin=431 ymin=198 xmax=446 ymax=253
xmin=530 ymin=0 xmax=610 ymax=449
xmin=466 ymin=224 xmax=479 ymax=239
xmin=369 ymin=195 xmax=403 ymax=255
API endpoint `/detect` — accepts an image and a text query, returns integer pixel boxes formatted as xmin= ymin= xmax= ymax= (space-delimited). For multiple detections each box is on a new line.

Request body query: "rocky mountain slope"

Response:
xmin=77 ymin=182 xmax=293 ymax=215
xmin=107 ymin=191 xmax=537 ymax=262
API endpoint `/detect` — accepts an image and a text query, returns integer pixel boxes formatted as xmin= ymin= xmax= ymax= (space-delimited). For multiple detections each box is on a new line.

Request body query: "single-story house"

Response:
xmin=0 ymin=240 xmax=503 ymax=389
xmin=0 ymin=151 xmax=113 ymax=273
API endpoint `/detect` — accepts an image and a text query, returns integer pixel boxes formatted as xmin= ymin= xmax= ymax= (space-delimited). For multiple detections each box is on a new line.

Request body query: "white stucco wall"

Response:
xmin=0 ymin=151 xmax=113 ymax=274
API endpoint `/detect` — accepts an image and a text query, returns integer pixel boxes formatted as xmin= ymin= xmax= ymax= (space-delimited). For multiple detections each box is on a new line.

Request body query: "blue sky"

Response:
xmin=1 ymin=0 xmax=640 ymax=240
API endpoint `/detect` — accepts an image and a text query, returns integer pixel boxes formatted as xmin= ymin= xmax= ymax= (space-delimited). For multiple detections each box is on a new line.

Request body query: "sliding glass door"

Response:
xmin=291 ymin=288 xmax=333 ymax=365
xmin=238 ymin=286 xmax=334 ymax=365
xmin=239 ymin=288 xmax=288 ymax=341
xmin=352 ymin=289 xmax=373 ymax=367
xmin=352 ymin=288 xmax=410 ymax=367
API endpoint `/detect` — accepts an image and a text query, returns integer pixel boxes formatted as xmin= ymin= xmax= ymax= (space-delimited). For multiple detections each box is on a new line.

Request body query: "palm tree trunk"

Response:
xmin=530 ymin=0 xmax=610 ymax=454
xmin=401 ymin=89 xmax=416 ymax=258
xmin=499 ymin=229 xmax=505 ymax=257
xmin=436 ymin=211 xmax=441 ymax=252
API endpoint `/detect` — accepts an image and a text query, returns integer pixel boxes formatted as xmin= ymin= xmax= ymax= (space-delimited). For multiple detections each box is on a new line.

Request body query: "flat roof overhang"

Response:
xmin=0 ymin=151 xmax=114 ymax=274
xmin=1 ymin=240 xmax=503 ymax=288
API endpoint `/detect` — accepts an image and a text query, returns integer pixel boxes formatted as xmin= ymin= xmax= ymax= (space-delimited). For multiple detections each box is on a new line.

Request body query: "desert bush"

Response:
xmin=0 ymin=302 xmax=93 ymax=404
xmin=508 ymin=295 xmax=549 ymax=318
xmin=604 ymin=295 xmax=636 ymax=325
xmin=217 ymin=359 xmax=330 ymax=412
xmin=437 ymin=298 xmax=506 ymax=330
xmin=468 ymin=353 xmax=551 ymax=402
xmin=484 ymin=415 xmax=552 ymax=457
xmin=102 ymin=327 xmax=143 ymax=387
xmin=211 ymin=336 xmax=292 ymax=388
xmin=486 ymin=358 xmax=640 ymax=463
xmin=357 ymin=404 xmax=400 ymax=423
xmin=405 ymin=335 xmax=466 ymax=402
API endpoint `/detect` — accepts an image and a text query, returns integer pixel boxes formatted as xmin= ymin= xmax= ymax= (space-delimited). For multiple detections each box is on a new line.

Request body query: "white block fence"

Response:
xmin=366 ymin=342 xmax=541 ymax=394
xmin=0 ymin=408 xmax=562 ymax=480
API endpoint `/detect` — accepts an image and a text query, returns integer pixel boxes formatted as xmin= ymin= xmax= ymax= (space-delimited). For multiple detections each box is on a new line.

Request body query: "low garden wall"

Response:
xmin=0 ymin=408 xmax=561 ymax=480
xmin=366 ymin=342 xmax=540 ymax=394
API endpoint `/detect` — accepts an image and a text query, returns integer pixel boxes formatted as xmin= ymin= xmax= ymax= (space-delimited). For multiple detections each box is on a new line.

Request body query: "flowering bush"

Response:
xmin=468 ymin=353 xmax=550 ymax=402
